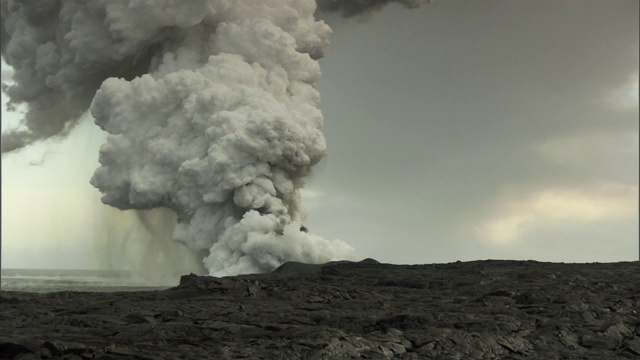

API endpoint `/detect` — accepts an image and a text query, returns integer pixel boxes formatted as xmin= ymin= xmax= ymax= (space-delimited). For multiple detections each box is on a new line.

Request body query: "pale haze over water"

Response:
xmin=1 ymin=269 xmax=172 ymax=293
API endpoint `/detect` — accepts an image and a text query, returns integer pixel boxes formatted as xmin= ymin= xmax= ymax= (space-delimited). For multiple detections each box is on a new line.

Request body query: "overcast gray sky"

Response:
xmin=311 ymin=0 xmax=639 ymax=264
xmin=1 ymin=0 xmax=638 ymax=270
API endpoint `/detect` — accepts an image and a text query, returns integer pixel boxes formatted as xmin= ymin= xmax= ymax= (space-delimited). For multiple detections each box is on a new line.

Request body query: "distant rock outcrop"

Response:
xmin=272 ymin=258 xmax=381 ymax=275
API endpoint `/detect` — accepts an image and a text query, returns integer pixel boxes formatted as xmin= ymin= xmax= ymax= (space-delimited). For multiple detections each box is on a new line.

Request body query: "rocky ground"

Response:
xmin=1 ymin=259 xmax=639 ymax=359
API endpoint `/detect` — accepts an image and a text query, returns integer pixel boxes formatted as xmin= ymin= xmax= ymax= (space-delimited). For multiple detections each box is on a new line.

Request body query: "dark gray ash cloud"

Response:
xmin=316 ymin=0 xmax=431 ymax=17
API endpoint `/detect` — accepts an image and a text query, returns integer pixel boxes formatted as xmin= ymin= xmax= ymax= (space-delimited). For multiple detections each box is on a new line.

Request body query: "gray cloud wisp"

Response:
xmin=317 ymin=0 xmax=431 ymax=18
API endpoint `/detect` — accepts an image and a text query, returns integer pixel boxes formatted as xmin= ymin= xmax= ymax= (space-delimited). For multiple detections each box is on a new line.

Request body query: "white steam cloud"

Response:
xmin=1 ymin=0 xmax=429 ymax=276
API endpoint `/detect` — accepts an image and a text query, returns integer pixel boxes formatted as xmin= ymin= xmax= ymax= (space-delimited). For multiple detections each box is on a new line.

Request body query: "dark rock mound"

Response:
xmin=272 ymin=258 xmax=381 ymax=274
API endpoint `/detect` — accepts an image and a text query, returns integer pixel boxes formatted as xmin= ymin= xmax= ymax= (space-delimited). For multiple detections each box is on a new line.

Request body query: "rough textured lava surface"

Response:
xmin=1 ymin=259 xmax=639 ymax=359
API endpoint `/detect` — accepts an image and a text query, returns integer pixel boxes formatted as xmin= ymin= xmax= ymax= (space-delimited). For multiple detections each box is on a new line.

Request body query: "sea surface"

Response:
xmin=0 ymin=268 xmax=172 ymax=293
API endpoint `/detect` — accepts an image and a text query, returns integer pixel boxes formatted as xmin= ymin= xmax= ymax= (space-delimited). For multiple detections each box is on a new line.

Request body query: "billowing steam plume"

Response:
xmin=1 ymin=0 xmax=429 ymax=276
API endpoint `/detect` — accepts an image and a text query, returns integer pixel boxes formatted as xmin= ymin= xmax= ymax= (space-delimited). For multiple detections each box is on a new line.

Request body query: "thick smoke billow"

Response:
xmin=317 ymin=0 xmax=431 ymax=18
xmin=0 ymin=0 xmax=176 ymax=152
xmin=0 ymin=0 xmax=433 ymax=153
xmin=1 ymin=0 xmax=356 ymax=276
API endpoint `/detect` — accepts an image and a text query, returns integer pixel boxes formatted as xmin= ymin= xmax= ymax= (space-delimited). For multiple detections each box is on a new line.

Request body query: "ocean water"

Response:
xmin=0 ymin=268 xmax=173 ymax=293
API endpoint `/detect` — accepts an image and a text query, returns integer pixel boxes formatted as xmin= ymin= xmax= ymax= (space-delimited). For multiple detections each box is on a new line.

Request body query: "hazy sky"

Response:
xmin=1 ymin=1 xmax=638 ymax=270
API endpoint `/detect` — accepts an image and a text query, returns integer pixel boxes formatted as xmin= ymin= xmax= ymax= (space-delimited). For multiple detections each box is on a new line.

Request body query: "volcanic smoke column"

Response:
xmin=1 ymin=0 xmax=353 ymax=276
xmin=89 ymin=1 xmax=355 ymax=276
xmin=2 ymin=0 xmax=431 ymax=276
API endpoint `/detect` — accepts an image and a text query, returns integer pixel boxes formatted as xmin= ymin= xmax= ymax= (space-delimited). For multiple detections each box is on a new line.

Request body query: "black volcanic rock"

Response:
xmin=272 ymin=258 xmax=380 ymax=275
xmin=1 ymin=260 xmax=639 ymax=359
